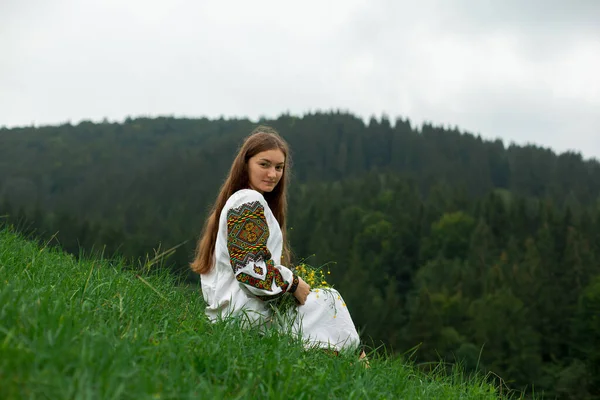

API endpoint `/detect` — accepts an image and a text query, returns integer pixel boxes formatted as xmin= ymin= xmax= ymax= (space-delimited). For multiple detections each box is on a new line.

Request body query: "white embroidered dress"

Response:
xmin=201 ymin=189 xmax=360 ymax=352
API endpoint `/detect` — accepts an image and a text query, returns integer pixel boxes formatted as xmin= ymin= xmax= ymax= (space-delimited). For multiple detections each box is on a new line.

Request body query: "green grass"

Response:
xmin=0 ymin=227 xmax=525 ymax=399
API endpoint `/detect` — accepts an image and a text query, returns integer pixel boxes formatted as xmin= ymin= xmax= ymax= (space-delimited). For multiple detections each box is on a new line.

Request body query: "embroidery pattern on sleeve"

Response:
xmin=226 ymin=201 xmax=289 ymax=298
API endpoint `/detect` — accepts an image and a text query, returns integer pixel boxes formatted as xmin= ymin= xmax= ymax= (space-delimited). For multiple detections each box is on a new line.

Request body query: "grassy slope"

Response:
xmin=0 ymin=228 xmax=522 ymax=399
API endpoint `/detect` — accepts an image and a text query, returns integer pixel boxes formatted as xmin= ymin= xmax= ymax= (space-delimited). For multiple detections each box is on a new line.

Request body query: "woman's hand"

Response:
xmin=293 ymin=276 xmax=311 ymax=305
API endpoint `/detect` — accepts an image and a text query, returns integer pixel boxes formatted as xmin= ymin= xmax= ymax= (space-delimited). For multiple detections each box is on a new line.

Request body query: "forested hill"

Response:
xmin=2 ymin=113 xmax=599 ymax=217
xmin=2 ymin=112 xmax=600 ymax=398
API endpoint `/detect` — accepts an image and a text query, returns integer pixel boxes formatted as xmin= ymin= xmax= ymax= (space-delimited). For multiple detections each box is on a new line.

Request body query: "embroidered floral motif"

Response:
xmin=243 ymin=222 xmax=258 ymax=242
xmin=237 ymin=260 xmax=289 ymax=292
xmin=227 ymin=201 xmax=269 ymax=273
xmin=227 ymin=201 xmax=289 ymax=298
xmin=289 ymin=274 xmax=299 ymax=293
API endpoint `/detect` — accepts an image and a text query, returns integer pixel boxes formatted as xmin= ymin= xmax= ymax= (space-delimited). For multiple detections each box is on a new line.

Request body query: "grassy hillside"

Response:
xmin=0 ymin=227 xmax=526 ymax=399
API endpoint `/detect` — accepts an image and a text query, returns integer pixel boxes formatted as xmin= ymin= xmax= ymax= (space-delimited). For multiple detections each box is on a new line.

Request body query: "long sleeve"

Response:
xmin=225 ymin=192 xmax=299 ymax=301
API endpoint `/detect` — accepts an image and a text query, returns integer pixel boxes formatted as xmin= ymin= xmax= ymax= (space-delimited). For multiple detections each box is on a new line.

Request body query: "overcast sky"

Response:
xmin=2 ymin=0 xmax=599 ymax=160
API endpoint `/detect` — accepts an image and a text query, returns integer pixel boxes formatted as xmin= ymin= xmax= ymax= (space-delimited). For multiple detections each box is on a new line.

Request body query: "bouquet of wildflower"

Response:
xmin=293 ymin=262 xmax=332 ymax=289
xmin=269 ymin=261 xmax=336 ymax=323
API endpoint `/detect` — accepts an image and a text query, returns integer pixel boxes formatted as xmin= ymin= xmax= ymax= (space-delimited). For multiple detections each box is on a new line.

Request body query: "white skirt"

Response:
xmin=204 ymin=281 xmax=361 ymax=353
xmin=278 ymin=288 xmax=361 ymax=353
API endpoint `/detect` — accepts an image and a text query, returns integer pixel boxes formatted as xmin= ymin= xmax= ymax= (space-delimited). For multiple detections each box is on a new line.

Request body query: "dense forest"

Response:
xmin=1 ymin=112 xmax=599 ymax=398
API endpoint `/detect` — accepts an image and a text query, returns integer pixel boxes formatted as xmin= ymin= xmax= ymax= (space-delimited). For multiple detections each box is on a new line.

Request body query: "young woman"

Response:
xmin=191 ymin=125 xmax=361 ymax=353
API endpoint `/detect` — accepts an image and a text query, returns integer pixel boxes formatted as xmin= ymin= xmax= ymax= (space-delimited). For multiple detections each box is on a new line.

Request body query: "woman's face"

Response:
xmin=247 ymin=149 xmax=285 ymax=194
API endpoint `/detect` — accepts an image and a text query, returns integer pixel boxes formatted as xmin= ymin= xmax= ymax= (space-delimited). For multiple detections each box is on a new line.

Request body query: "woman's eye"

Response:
xmin=276 ymin=166 xmax=283 ymax=171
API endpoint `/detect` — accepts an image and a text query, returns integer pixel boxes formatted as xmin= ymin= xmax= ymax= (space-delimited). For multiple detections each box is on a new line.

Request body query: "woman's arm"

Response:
xmin=226 ymin=195 xmax=300 ymax=301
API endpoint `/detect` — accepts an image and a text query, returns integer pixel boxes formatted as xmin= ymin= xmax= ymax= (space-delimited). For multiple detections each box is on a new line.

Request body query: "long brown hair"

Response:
xmin=190 ymin=125 xmax=292 ymax=274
